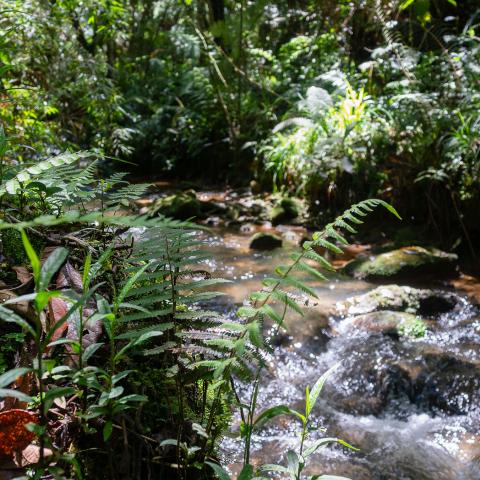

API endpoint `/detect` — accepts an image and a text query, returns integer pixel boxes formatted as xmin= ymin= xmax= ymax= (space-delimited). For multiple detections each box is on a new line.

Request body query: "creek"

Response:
xmin=196 ymin=225 xmax=480 ymax=480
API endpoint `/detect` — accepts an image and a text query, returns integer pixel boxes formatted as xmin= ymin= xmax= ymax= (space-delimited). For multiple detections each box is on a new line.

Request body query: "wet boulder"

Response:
xmin=249 ymin=232 xmax=283 ymax=250
xmin=414 ymin=353 xmax=480 ymax=415
xmin=269 ymin=197 xmax=301 ymax=225
xmin=150 ymin=190 xmax=202 ymax=220
xmin=336 ymin=285 xmax=459 ymax=317
xmin=343 ymin=246 xmax=458 ymax=281
xmin=346 ymin=311 xmax=425 ymax=338
xmin=331 ymin=360 xmax=415 ymax=416
xmin=326 ymin=335 xmax=416 ymax=416
xmin=201 ymin=201 xmax=228 ymax=217
xmin=328 ymin=333 xmax=480 ymax=417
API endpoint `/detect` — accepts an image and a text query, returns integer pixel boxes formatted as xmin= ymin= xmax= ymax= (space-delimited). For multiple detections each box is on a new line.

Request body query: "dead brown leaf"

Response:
xmin=2 ymin=370 xmax=35 ymax=412
xmin=66 ymin=308 xmax=102 ymax=353
xmin=46 ymin=297 xmax=69 ymax=352
xmin=14 ymin=444 xmax=53 ymax=467
xmin=0 ymin=290 xmax=37 ymax=323
xmin=56 ymin=261 xmax=83 ymax=293
xmin=11 ymin=267 xmax=32 ymax=285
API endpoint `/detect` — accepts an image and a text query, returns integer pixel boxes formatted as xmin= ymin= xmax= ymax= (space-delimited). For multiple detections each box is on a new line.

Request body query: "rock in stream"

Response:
xmin=343 ymin=246 xmax=458 ymax=281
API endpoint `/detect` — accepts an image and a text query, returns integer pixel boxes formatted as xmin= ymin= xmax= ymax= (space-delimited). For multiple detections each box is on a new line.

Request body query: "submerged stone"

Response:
xmin=249 ymin=232 xmax=283 ymax=250
xmin=343 ymin=246 xmax=458 ymax=281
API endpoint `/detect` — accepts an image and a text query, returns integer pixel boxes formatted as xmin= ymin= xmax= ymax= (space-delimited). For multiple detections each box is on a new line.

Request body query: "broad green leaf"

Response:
xmin=307 ymin=364 xmax=338 ymax=417
xmin=39 ymin=247 xmax=68 ymax=291
xmin=303 ymin=437 xmax=359 ymax=458
xmin=83 ymin=250 xmax=92 ymax=289
xmin=0 ymin=388 xmax=32 ymax=402
xmin=315 ymin=476 xmax=353 ymax=480
xmin=253 ymin=405 xmax=297 ymax=430
xmin=0 ymin=305 xmax=35 ymax=336
xmin=238 ymin=464 xmax=254 ymax=480
xmin=0 ymin=367 xmax=31 ymax=388
xmin=82 ymin=342 xmax=104 ymax=363
xmin=103 ymin=420 xmax=113 ymax=442
xmin=20 ymin=230 xmax=40 ymax=284
xmin=160 ymin=439 xmax=178 ymax=447
xmin=260 ymin=464 xmax=289 ymax=473
xmin=35 ymin=290 xmax=61 ymax=312
xmin=108 ymin=386 xmax=124 ymax=399
xmin=111 ymin=370 xmax=133 ymax=385
xmin=117 ymin=394 xmax=147 ymax=404
xmin=286 ymin=450 xmax=301 ymax=479
xmin=400 ymin=0 xmax=415 ymax=10
xmin=44 ymin=386 xmax=75 ymax=411
xmin=206 ymin=461 xmax=231 ymax=480
xmin=4 ymin=293 xmax=38 ymax=304
xmin=192 ymin=422 xmax=208 ymax=438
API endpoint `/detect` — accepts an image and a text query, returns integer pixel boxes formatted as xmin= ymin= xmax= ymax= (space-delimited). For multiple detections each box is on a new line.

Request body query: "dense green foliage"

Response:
xmin=0 ymin=1 xmax=479 ymax=246
xmin=1 ymin=1 xmax=479 ymax=250
xmin=0 ymin=1 xmax=478 ymax=478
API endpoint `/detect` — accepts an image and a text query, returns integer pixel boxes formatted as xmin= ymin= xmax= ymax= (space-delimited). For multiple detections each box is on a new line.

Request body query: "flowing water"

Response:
xmin=197 ymin=226 xmax=480 ymax=480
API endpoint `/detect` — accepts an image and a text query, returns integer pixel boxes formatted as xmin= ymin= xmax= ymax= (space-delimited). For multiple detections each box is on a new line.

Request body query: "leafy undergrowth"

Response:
xmin=0 ymin=152 xmax=400 ymax=479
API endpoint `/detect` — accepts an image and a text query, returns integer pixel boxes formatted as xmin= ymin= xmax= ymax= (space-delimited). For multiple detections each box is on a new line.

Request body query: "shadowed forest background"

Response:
xmin=3 ymin=0 xmax=480 ymax=250
xmin=0 ymin=1 xmax=479 ymax=479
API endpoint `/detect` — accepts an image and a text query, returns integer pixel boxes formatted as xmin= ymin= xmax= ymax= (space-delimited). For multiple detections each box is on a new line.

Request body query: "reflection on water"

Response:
xmin=197 ymin=226 xmax=480 ymax=479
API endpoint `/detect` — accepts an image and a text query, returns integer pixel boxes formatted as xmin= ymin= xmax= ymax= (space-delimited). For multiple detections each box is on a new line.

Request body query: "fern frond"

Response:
xmin=106 ymin=183 xmax=151 ymax=207
xmin=0 ymin=151 xmax=93 ymax=195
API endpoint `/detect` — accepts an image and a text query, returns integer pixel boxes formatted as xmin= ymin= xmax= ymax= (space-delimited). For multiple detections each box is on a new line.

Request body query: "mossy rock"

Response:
xmin=336 ymin=285 xmax=458 ymax=317
xmin=343 ymin=246 xmax=458 ymax=281
xmin=349 ymin=310 xmax=426 ymax=338
xmin=249 ymin=232 xmax=282 ymax=250
xmin=269 ymin=197 xmax=301 ymax=225
xmin=150 ymin=190 xmax=202 ymax=220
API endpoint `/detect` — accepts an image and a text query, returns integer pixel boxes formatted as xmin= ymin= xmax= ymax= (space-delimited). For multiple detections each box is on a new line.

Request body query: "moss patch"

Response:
xmin=269 ymin=197 xmax=301 ymax=225
xmin=344 ymin=246 xmax=458 ymax=280
xmin=150 ymin=190 xmax=202 ymax=220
